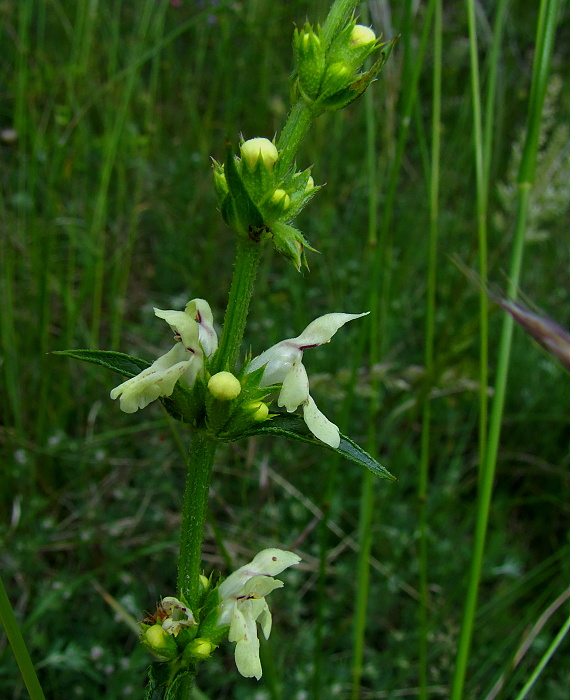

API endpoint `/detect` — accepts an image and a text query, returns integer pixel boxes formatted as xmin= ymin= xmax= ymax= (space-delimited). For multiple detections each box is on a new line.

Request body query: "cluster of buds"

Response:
xmin=212 ymin=137 xmax=319 ymax=270
xmin=293 ymin=19 xmax=393 ymax=113
xmin=141 ymin=549 xmax=301 ymax=681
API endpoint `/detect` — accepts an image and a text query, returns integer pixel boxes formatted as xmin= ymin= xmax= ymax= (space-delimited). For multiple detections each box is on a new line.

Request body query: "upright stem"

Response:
xmin=276 ymin=101 xmax=315 ymax=178
xmin=215 ymin=237 xmax=262 ymax=373
xmin=177 ymin=430 xmax=218 ymax=608
xmin=177 ymin=237 xmax=264 ymax=610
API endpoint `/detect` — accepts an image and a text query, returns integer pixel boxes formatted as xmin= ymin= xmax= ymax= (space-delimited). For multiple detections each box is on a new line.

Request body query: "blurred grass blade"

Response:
xmin=455 ymin=260 xmax=570 ymax=372
xmin=0 ymin=574 xmax=46 ymax=700
xmin=450 ymin=1 xmax=562 ymax=697
xmin=512 ymin=607 xmax=570 ymax=700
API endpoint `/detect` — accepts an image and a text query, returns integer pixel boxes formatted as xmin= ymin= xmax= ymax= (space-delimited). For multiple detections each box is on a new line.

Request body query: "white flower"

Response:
xmin=110 ymin=298 xmax=217 ymax=413
xmin=217 ymin=548 xmax=301 ymax=680
xmin=247 ymin=312 xmax=368 ymax=448
xmin=158 ymin=597 xmax=196 ymax=636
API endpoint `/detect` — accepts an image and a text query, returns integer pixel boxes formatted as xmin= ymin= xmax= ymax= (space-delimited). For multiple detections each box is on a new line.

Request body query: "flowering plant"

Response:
xmin=56 ymin=1 xmax=395 ymax=694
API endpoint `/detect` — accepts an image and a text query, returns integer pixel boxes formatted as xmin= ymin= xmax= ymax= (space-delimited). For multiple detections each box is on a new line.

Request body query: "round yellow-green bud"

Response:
xmin=325 ymin=62 xmax=351 ymax=85
xmin=305 ymin=175 xmax=315 ymax=192
xmin=240 ymin=137 xmax=278 ymax=170
xmin=350 ymin=25 xmax=376 ymax=47
xmin=270 ymin=188 xmax=290 ymax=212
xmin=199 ymin=574 xmax=210 ymax=591
xmin=208 ymin=371 xmax=241 ymax=400
xmin=186 ymin=638 xmax=216 ymax=660
xmin=143 ymin=625 xmax=178 ymax=660
xmin=247 ymin=401 xmax=270 ymax=422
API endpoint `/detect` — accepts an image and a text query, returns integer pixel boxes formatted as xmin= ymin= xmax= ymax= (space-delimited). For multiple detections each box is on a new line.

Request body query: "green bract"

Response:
xmin=212 ymin=139 xmax=319 ymax=270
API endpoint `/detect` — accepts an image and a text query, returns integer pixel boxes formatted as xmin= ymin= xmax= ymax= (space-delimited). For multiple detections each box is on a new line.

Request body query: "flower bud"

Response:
xmin=247 ymin=401 xmax=269 ymax=422
xmin=208 ymin=371 xmax=242 ymax=400
xmin=199 ymin=574 xmax=210 ymax=591
xmin=350 ymin=25 xmax=376 ymax=47
xmin=270 ymin=188 xmax=290 ymax=214
xmin=142 ymin=624 xmax=178 ymax=660
xmin=240 ymin=138 xmax=278 ymax=170
xmin=212 ymin=164 xmax=228 ymax=203
xmin=294 ymin=23 xmax=326 ymax=99
xmin=305 ymin=176 xmax=315 ymax=192
xmin=322 ymin=62 xmax=351 ymax=92
xmin=185 ymin=638 xmax=216 ymax=660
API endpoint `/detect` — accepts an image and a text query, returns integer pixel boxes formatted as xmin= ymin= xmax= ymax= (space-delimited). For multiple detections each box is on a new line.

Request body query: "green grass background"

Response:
xmin=1 ymin=0 xmax=569 ymax=698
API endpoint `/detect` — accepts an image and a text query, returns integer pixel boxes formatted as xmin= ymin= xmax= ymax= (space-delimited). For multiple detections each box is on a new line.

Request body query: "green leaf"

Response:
xmin=165 ymin=670 xmax=195 ymax=700
xmin=226 ymin=413 xmax=395 ymax=481
xmin=55 ymin=349 xmax=202 ymax=425
xmin=145 ymin=662 xmax=169 ymax=700
xmin=54 ymin=349 xmax=150 ymax=377
xmin=145 ymin=664 xmax=197 ymax=700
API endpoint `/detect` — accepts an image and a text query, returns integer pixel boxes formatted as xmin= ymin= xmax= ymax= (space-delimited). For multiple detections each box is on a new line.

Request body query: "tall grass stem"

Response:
xmin=350 ymin=52 xmax=378 ymax=698
xmin=417 ymin=2 xmax=442 ymax=697
xmin=466 ymin=0 xmax=489 ymax=482
xmin=450 ymin=1 xmax=561 ymax=696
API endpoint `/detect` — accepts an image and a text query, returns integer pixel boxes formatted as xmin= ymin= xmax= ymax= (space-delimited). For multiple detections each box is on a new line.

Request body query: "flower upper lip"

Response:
xmin=247 ymin=312 xmax=369 ymax=447
xmin=110 ymin=298 xmax=218 ymax=414
xmin=217 ymin=548 xmax=301 ymax=680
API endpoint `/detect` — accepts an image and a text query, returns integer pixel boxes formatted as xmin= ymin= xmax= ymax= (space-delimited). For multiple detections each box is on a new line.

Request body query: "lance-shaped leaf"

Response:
xmin=54 ymin=349 xmax=150 ymax=377
xmin=222 ymin=413 xmax=395 ymax=481
xmin=54 ymin=349 xmax=201 ymax=425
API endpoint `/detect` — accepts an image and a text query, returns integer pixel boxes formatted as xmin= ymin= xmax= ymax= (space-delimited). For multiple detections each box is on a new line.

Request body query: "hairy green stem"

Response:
xmin=215 ymin=237 xmax=263 ymax=373
xmin=276 ymin=101 xmax=315 ymax=178
xmin=177 ymin=430 xmax=218 ymax=608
